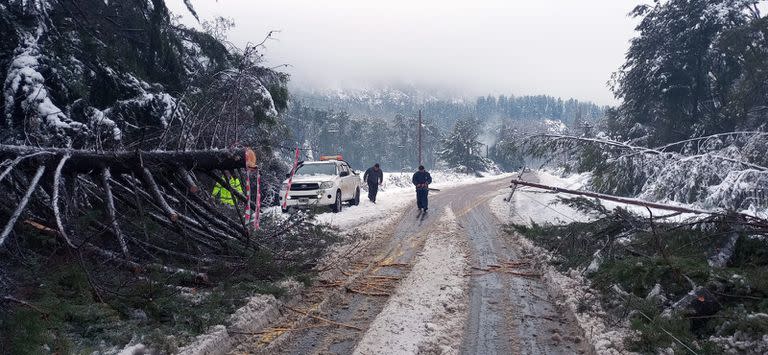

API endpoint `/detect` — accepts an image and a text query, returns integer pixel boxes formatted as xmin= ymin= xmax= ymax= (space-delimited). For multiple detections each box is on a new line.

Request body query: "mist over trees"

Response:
xmin=289 ymin=89 xmax=605 ymax=172
xmin=284 ymin=103 xmax=441 ymax=171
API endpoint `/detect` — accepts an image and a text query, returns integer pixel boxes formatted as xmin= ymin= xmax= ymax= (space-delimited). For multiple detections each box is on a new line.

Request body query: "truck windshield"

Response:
xmin=295 ymin=163 xmax=337 ymax=176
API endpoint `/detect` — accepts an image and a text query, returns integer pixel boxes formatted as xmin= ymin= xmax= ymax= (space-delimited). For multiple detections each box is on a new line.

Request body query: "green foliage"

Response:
xmin=610 ymin=0 xmax=768 ymax=144
xmin=0 ymin=250 xmax=309 ymax=353
xmin=0 ymin=260 xmax=123 ymax=354
xmin=511 ymin=203 xmax=768 ymax=353
xmin=439 ymin=118 xmax=493 ymax=172
xmin=711 ymin=305 xmax=768 ymax=338
xmin=269 ymin=84 xmax=290 ymax=112
xmin=624 ymin=298 xmax=720 ymax=354
xmin=0 ymin=207 xmax=339 ymax=352
xmin=592 ymin=257 xmax=710 ymax=298
xmin=0 ymin=308 xmax=58 ymax=355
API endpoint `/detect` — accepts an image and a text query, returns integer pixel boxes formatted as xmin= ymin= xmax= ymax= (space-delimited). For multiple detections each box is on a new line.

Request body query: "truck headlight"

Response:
xmin=281 ymin=183 xmax=289 ymax=190
xmin=319 ymin=181 xmax=334 ymax=189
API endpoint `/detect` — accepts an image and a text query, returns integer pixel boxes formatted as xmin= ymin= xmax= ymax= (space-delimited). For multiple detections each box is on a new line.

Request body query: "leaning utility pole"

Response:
xmin=418 ymin=109 xmax=423 ymax=166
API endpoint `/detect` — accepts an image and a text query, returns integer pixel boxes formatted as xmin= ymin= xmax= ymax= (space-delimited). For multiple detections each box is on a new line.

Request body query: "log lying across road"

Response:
xmin=0 ymin=144 xmax=250 ymax=174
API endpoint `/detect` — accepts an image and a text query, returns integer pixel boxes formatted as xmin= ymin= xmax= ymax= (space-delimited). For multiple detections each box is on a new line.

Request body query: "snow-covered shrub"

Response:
xmin=528 ymin=132 xmax=768 ymax=214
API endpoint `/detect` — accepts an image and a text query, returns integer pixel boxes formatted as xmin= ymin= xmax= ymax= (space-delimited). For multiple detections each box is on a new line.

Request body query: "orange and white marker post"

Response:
xmin=244 ymin=149 xmax=258 ymax=229
xmin=255 ymin=170 xmax=261 ymax=230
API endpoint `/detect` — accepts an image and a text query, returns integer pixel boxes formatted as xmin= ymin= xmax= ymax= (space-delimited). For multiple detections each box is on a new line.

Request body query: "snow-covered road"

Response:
xmin=314 ymin=171 xmax=514 ymax=230
xmin=231 ymin=171 xmax=604 ymax=355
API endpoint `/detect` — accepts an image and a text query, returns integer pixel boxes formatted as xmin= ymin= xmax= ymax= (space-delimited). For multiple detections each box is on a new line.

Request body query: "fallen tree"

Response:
xmin=510 ymin=178 xmax=713 ymax=215
xmin=507 ymin=189 xmax=768 ymax=354
xmin=0 ymin=145 xmax=252 ymax=174
xmin=522 ymin=132 xmax=768 ymax=212
xmin=0 ymin=1 xmax=316 ymax=352
xmin=509 ymin=178 xmax=768 ymax=231
xmin=0 ymin=145 xmax=257 ymax=260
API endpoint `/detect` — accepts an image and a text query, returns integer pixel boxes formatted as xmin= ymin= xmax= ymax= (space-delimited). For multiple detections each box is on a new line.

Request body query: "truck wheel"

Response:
xmin=352 ymin=187 xmax=360 ymax=206
xmin=331 ymin=191 xmax=342 ymax=213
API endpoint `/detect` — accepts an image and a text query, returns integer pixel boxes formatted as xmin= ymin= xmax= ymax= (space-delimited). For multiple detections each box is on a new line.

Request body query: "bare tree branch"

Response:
xmin=1 ymin=165 xmax=46 ymax=246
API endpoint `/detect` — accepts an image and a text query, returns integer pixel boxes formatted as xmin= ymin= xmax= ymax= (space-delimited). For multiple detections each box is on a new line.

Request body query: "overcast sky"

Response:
xmin=168 ymin=0 xmax=646 ymax=105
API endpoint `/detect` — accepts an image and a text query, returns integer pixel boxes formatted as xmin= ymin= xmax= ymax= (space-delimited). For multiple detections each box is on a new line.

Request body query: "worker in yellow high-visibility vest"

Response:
xmin=212 ymin=173 xmax=243 ymax=206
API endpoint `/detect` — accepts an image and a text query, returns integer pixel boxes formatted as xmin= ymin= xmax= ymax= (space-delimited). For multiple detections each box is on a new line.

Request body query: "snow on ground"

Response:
xmin=500 ymin=170 xmax=701 ymax=227
xmin=115 ymin=343 xmax=147 ymax=355
xmin=502 ymin=171 xmax=593 ymax=225
xmin=315 ymin=171 xmax=512 ymax=231
xmin=490 ymin=170 xmax=638 ymax=355
xmin=353 ymin=208 xmax=469 ymax=355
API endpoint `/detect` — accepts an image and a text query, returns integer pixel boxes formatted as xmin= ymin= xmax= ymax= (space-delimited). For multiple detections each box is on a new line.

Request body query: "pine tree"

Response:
xmin=439 ymin=118 xmax=492 ymax=172
xmin=610 ymin=0 xmax=767 ymax=144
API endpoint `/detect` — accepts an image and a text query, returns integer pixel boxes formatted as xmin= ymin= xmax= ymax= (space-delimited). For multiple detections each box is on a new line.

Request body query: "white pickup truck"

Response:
xmin=279 ymin=156 xmax=362 ymax=213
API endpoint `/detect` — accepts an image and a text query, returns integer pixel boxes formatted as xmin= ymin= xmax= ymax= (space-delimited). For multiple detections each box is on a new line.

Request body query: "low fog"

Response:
xmin=169 ymin=0 xmax=644 ymax=104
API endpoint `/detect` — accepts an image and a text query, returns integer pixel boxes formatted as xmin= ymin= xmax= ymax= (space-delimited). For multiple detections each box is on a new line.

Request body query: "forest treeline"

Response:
xmin=288 ymin=89 xmax=604 ymax=171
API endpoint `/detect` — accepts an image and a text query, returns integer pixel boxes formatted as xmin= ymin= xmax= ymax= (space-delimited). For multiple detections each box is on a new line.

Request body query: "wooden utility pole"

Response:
xmin=418 ymin=109 xmax=423 ymax=166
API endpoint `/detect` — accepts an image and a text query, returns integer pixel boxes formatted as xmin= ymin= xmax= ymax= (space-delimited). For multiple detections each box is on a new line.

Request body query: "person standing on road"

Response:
xmin=412 ymin=165 xmax=432 ymax=212
xmin=363 ymin=163 xmax=384 ymax=203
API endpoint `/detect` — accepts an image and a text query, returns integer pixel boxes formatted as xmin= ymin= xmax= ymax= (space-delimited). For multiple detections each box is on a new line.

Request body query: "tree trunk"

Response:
xmin=0 ymin=145 xmax=250 ymax=174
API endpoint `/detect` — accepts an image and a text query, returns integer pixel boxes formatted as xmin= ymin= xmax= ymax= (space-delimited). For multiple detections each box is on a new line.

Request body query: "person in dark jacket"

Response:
xmin=412 ymin=165 xmax=432 ymax=212
xmin=363 ymin=163 xmax=384 ymax=203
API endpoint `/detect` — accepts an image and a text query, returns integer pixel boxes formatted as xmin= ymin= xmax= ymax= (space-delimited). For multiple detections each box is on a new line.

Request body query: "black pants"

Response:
xmin=416 ymin=188 xmax=429 ymax=210
xmin=367 ymin=183 xmax=378 ymax=202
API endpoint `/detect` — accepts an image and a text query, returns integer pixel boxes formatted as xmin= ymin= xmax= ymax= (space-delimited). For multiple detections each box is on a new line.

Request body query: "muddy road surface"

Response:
xmin=459 ymin=173 xmax=589 ymax=355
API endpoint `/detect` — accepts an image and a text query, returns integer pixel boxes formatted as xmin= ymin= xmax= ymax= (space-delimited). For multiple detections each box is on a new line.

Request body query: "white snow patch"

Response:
xmin=543 ymin=119 xmax=568 ymax=134
xmin=502 ymin=170 xmax=701 ymax=227
xmin=353 ymin=207 xmax=468 ymax=355
xmin=709 ymin=332 xmax=768 ymax=354
xmin=88 ymin=107 xmax=122 ymax=141
xmin=4 ymin=34 xmax=86 ymax=135
xmin=116 ymin=343 xmax=147 ymax=355
xmin=177 ymin=295 xmax=279 ymax=355
xmin=497 ymin=170 xmax=592 ymax=225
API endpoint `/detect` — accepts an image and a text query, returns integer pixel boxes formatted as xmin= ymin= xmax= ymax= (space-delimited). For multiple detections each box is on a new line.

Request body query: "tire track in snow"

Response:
xmin=460 ymin=172 xmax=592 ymax=355
xmin=230 ymin=176 xmax=516 ymax=354
xmin=352 ymin=207 xmax=469 ymax=354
